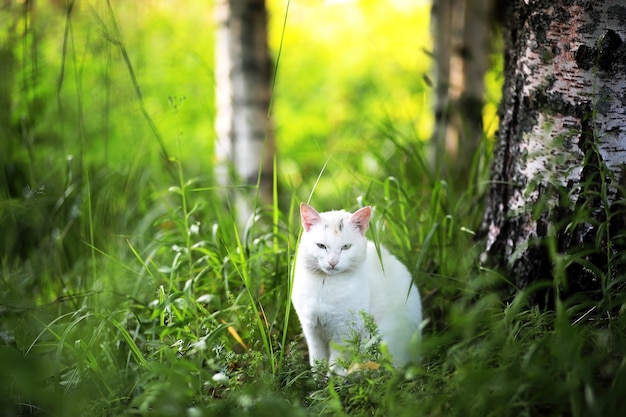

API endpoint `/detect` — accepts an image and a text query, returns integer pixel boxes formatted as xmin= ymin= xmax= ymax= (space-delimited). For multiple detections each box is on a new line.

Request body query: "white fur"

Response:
xmin=292 ymin=203 xmax=422 ymax=374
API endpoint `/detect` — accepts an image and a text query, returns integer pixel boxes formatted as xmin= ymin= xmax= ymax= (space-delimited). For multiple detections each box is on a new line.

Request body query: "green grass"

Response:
xmin=2 ymin=2 xmax=626 ymax=417
xmin=3 ymin=134 xmax=626 ymax=416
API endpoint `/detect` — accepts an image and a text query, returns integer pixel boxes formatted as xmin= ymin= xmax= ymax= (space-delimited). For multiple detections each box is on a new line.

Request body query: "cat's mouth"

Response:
xmin=321 ymin=263 xmax=355 ymax=275
xmin=306 ymin=258 xmax=351 ymax=275
xmin=322 ymin=265 xmax=342 ymax=274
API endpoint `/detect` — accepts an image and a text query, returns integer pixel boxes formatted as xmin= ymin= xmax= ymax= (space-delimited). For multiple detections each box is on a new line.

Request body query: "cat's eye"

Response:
xmin=341 ymin=244 xmax=352 ymax=250
xmin=317 ymin=243 xmax=327 ymax=250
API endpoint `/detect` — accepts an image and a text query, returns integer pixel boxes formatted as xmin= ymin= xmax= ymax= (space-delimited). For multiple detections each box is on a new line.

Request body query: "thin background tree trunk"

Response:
xmin=479 ymin=0 xmax=626 ymax=304
xmin=431 ymin=0 xmax=492 ymax=180
xmin=215 ymin=0 xmax=274 ymax=226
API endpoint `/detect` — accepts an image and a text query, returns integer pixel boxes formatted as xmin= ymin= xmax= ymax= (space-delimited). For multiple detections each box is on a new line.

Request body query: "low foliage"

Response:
xmin=3 ymin=138 xmax=626 ymax=416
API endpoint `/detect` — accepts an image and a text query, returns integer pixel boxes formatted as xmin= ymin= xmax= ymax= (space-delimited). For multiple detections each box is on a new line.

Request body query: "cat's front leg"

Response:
xmin=328 ymin=347 xmax=349 ymax=376
xmin=327 ymin=325 xmax=354 ymax=376
xmin=302 ymin=322 xmax=330 ymax=371
xmin=327 ymin=315 xmax=366 ymax=376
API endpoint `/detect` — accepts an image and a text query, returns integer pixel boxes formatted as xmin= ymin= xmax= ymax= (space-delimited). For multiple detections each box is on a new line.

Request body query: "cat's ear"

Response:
xmin=350 ymin=206 xmax=372 ymax=235
xmin=300 ymin=203 xmax=322 ymax=232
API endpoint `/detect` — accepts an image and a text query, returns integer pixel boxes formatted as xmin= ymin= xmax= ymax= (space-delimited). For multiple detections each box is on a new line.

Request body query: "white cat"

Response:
xmin=292 ymin=203 xmax=422 ymax=375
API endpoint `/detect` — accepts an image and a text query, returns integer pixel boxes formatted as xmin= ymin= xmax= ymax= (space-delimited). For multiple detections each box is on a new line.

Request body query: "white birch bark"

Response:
xmin=215 ymin=0 xmax=274 ymax=226
xmin=480 ymin=0 xmax=626 ymax=296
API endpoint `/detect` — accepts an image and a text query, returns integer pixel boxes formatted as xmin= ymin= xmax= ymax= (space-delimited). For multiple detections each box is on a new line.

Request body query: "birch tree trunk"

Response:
xmin=215 ymin=0 xmax=274 ymax=226
xmin=431 ymin=0 xmax=492 ymax=179
xmin=479 ymin=0 xmax=626 ymax=305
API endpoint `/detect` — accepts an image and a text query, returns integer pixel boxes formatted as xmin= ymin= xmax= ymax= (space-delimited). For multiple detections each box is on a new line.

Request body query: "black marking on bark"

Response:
xmin=530 ymin=10 xmax=549 ymax=46
xmin=580 ymin=4 xmax=600 ymax=35
xmin=607 ymin=5 xmax=626 ymax=27
xmin=598 ymin=30 xmax=623 ymax=73
xmin=575 ymin=45 xmax=595 ymax=70
xmin=575 ymin=30 xmax=626 ymax=74
xmin=531 ymin=87 xmax=577 ymax=117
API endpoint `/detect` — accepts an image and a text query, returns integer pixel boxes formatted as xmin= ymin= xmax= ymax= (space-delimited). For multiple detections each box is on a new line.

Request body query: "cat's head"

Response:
xmin=298 ymin=203 xmax=371 ymax=275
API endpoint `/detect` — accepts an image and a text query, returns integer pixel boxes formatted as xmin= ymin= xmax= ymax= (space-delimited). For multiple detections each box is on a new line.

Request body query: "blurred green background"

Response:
xmin=0 ymin=0 xmax=501 ymax=199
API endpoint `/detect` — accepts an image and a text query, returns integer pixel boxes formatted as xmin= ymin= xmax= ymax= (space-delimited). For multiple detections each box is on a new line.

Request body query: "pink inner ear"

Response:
xmin=350 ymin=206 xmax=372 ymax=235
xmin=300 ymin=203 xmax=321 ymax=232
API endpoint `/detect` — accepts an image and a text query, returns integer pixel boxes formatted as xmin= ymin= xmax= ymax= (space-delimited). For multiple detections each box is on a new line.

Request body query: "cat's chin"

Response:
xmin=308 ymin=265 xmax=344 ymax=275
xmin=320 ymin=266 xmax=351 ymax=275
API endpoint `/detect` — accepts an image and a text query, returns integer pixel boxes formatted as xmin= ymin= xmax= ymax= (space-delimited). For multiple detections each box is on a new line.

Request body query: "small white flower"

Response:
xmin=191 ymin=339 xmax=207 ymax=352
xmin=187 ymin=407 xmax=202 ymax=417
xmin=212 ymin=372 xmax=229 ymax=386
xmin=171 ymin=339 xmax=184 ymax=351
xmin=238 ymin=394 xmax=253 ymax=408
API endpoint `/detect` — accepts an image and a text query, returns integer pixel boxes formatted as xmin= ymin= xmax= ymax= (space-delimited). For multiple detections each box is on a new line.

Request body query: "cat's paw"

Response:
xmin=328 ymin=363 xmax=348 ymax=377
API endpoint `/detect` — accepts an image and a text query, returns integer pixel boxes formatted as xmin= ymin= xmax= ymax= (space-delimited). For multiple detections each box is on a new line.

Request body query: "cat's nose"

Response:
xmin=328 ymin=259 xmax=338 ymax=268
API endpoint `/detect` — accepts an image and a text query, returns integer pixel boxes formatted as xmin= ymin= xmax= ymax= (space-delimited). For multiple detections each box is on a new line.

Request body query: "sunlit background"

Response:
xmin=6 ymin=0 xmax=499 ymax=204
